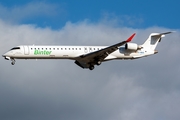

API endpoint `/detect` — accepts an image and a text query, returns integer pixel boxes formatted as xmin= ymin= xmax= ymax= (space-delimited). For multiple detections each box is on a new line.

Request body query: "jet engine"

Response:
xmin=125 ymin=43 xmax=139 ymax=51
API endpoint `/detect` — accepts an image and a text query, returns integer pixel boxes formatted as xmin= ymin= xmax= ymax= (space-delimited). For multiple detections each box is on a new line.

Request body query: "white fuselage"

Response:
xmin=2 ymin=32 xmax=172 ymax=70
xmin=3 ymin=45 xmax=154 ymax=61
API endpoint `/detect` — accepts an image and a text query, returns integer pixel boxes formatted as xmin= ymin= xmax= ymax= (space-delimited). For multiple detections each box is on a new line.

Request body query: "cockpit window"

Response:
xmin=10 ymin=47 xmax=20 ymax=50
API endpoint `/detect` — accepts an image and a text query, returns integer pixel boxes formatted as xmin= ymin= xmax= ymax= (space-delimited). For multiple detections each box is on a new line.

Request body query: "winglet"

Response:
xmin=126 ymin=33 xmax=136 ymax=42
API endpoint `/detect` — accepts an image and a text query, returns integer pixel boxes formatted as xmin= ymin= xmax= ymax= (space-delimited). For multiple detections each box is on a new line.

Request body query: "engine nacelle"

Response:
xmin=125 ymin=43 xmax=138 ymax=51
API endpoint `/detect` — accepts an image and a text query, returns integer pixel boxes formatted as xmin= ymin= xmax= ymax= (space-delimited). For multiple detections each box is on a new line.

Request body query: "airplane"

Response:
xmin=2 ymin=32 xmax=173 ymax=70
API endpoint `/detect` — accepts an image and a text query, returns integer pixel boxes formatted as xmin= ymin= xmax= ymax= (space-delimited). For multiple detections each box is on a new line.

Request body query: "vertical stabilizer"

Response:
xmin=142 ymin=32 xmax=173 ymax=50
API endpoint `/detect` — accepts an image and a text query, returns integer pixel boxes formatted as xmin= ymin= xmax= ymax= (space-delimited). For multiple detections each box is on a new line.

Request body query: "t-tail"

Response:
xmin=142 ymin=32 xmax=174 ymax=51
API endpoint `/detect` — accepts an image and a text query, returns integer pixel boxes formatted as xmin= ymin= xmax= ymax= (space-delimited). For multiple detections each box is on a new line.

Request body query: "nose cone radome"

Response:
xmin=2 ymin=52 xmax=12 ymax=60
xmin=2 ymin=51 xmax=10 ymax=58
xmin=2 ymin=53 xmax=7 ymax=57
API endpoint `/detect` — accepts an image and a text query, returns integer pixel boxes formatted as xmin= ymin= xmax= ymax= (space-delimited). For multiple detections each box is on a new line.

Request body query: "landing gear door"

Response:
xmin=23 ymin=46 xmax=29 ymax=55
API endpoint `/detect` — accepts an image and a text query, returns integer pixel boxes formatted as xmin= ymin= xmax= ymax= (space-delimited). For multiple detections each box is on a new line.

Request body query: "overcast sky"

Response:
xmin=0 ymin=1 xmax=180 ymax=120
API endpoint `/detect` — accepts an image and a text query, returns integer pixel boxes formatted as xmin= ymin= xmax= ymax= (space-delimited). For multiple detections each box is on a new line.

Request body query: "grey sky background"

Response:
xmin=0 ymin=2 xmax=180 ymax=120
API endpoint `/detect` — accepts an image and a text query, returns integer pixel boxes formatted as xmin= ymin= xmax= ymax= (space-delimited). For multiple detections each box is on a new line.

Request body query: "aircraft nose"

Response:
xmin=2 ymin=53 xmax=11 ymax=60
xmin=2 ymin=51 xmax=11 ymax=57
xmin=2 ymin=53 xmax=6 ymax=57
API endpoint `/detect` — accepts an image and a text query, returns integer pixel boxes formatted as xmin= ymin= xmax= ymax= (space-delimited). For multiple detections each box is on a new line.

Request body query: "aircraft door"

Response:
xmin=23 ymin=46 xmax=29 ymax=55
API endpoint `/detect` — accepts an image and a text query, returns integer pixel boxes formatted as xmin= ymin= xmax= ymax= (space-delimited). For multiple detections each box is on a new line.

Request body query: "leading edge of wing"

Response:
xmin=77 ymin=33 xmax=136 ymax=61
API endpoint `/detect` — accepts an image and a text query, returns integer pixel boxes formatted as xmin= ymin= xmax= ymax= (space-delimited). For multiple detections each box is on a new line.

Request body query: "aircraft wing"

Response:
xmin=75 ymin=33 xmax=136 ymax=68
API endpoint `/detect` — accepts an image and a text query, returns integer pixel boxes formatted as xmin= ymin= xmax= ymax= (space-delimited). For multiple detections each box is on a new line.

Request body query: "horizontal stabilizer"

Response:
xmin=151 ymin=31 xmax=175 ymax=37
